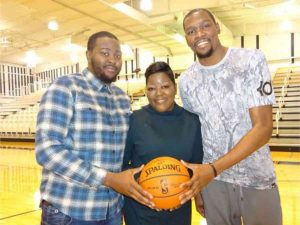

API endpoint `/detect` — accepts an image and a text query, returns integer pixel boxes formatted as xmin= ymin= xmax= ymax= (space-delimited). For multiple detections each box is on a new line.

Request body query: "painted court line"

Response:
xmin=0 ymin=209 xmax=40 ymax=220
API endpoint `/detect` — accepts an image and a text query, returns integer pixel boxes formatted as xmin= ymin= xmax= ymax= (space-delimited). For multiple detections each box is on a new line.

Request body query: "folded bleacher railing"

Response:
xmin=275 ymin=70 xmax=291 ymax=135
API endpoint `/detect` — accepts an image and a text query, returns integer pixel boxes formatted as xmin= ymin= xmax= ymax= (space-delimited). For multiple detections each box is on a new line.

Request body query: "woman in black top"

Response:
xmin=122 ymin=61 xmax=203 ymax=225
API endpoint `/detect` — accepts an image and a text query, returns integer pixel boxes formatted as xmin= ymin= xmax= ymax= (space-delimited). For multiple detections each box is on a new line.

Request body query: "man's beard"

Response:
xmin=96 ymin=71 xmax=118 ymax=83
xmin=196 ymin=47 xmax=213 ymax=59
xmin=91 ymin=60 xmax=119 ymax=84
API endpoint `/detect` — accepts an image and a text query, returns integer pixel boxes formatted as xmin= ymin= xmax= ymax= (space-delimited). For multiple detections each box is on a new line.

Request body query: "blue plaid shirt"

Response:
xmin=35 ymin=68 xmax=131 ymax=221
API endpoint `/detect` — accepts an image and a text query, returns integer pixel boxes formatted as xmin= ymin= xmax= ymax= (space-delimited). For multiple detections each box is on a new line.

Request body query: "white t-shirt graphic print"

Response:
xmin=179 ymin=48 xmax=276 ymax=189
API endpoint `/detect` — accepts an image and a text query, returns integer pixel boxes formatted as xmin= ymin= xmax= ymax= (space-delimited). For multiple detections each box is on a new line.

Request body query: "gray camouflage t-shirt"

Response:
xmin=179 ymin=48 xmax=276 ymax=189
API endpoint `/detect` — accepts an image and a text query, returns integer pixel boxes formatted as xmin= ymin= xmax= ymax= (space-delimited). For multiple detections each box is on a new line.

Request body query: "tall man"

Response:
xmin=36 ymin=31 xmax=152 ymax=225
xmin=179 ymin=8 xmax=282 ymax=225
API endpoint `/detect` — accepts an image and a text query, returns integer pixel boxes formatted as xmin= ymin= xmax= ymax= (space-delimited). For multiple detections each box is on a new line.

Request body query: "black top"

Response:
xmin=123 ymin=104 xmax=203 ymax=225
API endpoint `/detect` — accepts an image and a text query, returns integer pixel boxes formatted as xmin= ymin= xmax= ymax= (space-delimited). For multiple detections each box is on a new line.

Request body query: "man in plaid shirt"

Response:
xmin=36 ymin=31 xmax=153 ymax=225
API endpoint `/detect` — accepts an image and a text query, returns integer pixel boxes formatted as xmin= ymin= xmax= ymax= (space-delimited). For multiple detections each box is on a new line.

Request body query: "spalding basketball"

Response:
xmin=139 ymin=156 xmax=190 ymax=210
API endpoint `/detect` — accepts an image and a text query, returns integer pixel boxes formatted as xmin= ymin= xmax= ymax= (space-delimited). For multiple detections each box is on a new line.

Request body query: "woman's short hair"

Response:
xmin=144 ymin=61 xmax=176 ymax=85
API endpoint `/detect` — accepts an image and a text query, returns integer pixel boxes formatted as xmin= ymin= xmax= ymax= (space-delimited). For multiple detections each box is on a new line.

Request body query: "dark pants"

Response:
xmin=40 ymin=201 xmax=122 ymax=225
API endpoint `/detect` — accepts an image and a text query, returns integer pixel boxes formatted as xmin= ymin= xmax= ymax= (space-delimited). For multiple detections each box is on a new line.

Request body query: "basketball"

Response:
xmin=139 ymin=156 xmax=190 ymax=210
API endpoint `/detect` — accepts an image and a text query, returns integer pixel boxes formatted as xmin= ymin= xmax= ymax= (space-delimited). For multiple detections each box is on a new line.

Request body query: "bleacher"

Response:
xmin=270 ymin=66 xmax=300 ymax=151
xmin=115 ymin=77 xmax=146 ymax=96
xmin=0 ymin=91 xmax=43 ymax=139
xmin=0 ymin=68 xmax=299 ymax=152
xmin=0 ymin=76 xmax=148 ymax=141
xmin=0 ymin=90 xmax=44 ymax=118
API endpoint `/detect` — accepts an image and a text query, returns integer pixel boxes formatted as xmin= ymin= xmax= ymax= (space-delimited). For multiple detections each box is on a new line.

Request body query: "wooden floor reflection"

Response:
xmin=0 ymin=148 xmax=299 ymax=225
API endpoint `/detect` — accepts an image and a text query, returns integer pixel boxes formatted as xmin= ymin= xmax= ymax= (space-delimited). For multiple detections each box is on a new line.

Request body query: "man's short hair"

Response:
xmin=183 ymin=8 xmax=217 ymax=29
xmin=87 ymin=31 xmax=119 ymax=51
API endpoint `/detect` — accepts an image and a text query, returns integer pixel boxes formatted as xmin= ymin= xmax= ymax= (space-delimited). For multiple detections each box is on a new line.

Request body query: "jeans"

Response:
xmin=41 ymin=203 xmax=122 ymax=225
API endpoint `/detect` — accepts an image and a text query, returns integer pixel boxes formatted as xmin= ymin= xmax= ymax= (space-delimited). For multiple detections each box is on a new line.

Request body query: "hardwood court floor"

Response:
xmin=0 ymin=148 xmax=299 ymax=225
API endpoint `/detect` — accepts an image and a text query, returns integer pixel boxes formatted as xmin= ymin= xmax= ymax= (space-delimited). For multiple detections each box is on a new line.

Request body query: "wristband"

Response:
xmin=209 ymin=163 xmax=218 ymax=177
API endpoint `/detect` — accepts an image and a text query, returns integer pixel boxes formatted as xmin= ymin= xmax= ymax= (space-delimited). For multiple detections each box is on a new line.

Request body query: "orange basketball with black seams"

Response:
xmin=139 ymin=156 xmax=190 ymax=210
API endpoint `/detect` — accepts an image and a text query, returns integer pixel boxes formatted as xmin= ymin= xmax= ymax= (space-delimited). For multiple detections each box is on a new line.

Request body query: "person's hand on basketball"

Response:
xmin=168 ymin=205 xmax=181 ymax=212
xmin=104 ymin=165 xmax=154 ymax=208
xmin=179 ymin=161 xmax=215 ymax=205
xmin=152 ymin=205 xmax=180 ymax=212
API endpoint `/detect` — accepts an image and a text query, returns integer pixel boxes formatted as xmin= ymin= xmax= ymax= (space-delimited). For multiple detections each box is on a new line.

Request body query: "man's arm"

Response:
xmin=213 ymin=105 xmax=273 ymax=174
xmin=180 ymin=105 xmax=273 ymax=203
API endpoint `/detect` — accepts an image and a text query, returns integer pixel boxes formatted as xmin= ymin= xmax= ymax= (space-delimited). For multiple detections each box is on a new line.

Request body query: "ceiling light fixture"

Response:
xmin=121 ymin=44 xmax=134 ymax=59
xmin=280 ymin=20 xmax=292 ymax=31
xmin=25 ymin=50 xmax=40 ymax=68
xmin=243 ymin=3 xmax=256 ymax=9
xmin=140 ymin=0 xmax=153 ymax=11
xmin=48 ymin=20 xmax=59 ymax=31
xmin=174 ymin=33 xmax=185 ymax=43
xmin=70 ymin=54 xmax=79 ymax=63
xmin=0 ymin=36 xmax=11 ymax=47
xmin=65 ymin=42 xmax=83 ymax=52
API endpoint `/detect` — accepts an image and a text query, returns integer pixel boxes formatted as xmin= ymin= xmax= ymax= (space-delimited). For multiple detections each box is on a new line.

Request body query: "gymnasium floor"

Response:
xmin=0 ymin=146 xmax=299 ymax=225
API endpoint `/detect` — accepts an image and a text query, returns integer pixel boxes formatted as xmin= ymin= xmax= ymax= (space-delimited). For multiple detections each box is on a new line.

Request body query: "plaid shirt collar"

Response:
xmin=84 ymin=68 xmax=113 ymax=93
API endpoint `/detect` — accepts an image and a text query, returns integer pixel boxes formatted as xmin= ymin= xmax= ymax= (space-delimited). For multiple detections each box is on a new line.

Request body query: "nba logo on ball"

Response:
xmin=139 ymin=156 xmax=190 ymax=209
xmin=160 ymin=178 xmax=168 ymax=194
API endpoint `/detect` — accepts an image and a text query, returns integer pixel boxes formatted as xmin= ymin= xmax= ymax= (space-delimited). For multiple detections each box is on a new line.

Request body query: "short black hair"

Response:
xmin=87 ymin=31 xmax=119 ymax=51
xmin=183 ymin=8 xmax=216 ymax=29
xmin=145 ymin=61 xmax=175 ymax=85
